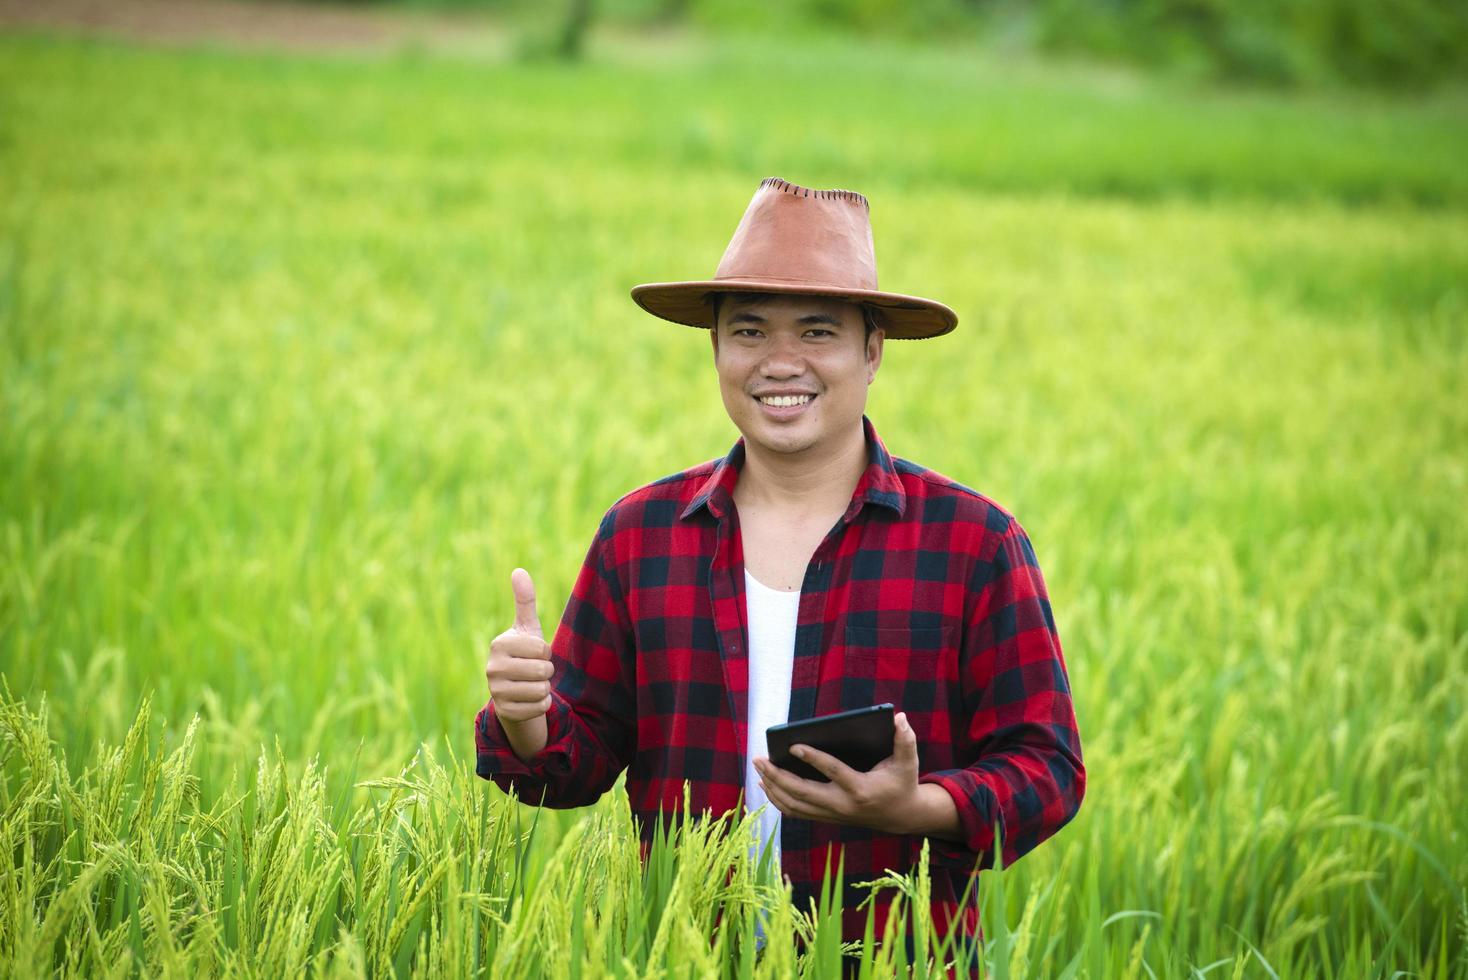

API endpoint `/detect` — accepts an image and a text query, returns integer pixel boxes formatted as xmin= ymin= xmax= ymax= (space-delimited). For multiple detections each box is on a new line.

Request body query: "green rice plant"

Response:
xmin=6 ymin=680 xmax=1463 ymax=975
xmin=0 ymin=688 xmax=1016 ymax=977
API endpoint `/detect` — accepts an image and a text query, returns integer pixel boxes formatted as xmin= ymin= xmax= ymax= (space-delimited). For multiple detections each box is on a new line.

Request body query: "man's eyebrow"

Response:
xmin=797 ymin=313 xmax=842 ymax=326
xmin=727 ymin=311 xmax=766 ymax=324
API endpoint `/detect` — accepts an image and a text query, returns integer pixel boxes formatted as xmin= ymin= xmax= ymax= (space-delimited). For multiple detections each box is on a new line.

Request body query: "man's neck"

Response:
xmin=733 ymin=423 xmax=869 ymax=517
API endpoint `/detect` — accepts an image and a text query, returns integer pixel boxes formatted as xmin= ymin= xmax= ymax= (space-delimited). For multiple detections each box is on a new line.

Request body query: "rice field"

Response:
xmin=1 ymin=28 xmax=1466 ymax=977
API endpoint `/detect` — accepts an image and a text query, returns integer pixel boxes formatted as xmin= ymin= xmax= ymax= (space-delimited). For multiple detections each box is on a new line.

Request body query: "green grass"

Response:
xmin=2 ymin=29 xmax=1466 ymax=977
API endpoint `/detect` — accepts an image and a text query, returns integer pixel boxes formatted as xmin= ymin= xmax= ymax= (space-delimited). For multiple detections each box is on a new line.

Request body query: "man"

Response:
xmin=474 ymin=177 xmax=1084 ymax=947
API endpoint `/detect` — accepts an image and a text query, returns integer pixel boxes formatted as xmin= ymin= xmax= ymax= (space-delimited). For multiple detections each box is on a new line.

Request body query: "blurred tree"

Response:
xmin=333 ymin=0 xmax=1466 ymax=88
xmin=1035 ymin=0 xmax=1468 ymax=89
xmin=558 ymin=0 xmax=595 ymax=59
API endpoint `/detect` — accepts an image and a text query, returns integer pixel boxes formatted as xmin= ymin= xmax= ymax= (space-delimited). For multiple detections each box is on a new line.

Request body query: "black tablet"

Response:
xmin=766 ymin=703 xmax=895 ymax=783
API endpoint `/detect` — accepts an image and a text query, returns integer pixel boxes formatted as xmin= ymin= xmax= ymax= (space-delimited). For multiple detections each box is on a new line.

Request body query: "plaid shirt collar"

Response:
xmin=680 ymin=415 xmax=908 ymax=524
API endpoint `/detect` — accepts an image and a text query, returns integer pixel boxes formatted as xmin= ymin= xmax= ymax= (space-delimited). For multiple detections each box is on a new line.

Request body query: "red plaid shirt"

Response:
xmin=475 ymin=417 xmax=1084 ymax=944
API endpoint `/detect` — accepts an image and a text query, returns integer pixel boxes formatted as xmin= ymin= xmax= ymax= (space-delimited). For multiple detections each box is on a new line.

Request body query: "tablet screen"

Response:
xmin=766 ymin=703 xmax=895 ymax=782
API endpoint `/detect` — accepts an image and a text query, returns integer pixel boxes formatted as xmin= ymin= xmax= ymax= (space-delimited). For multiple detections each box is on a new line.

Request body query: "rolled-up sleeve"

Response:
xmin=918 ymin=518 xmax=1085 ymax=870
xmin=475 ymin=513 xmax=637 ymax=808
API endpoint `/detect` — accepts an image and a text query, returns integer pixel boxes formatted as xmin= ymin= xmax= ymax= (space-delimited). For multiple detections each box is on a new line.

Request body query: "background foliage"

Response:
xmin=1 ymin=19 xmax=1466 ymax=978
xmin=359 ymin=0 xmax=1468 ymax=89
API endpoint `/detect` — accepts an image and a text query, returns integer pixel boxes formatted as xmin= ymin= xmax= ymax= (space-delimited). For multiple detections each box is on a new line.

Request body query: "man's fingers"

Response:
xmin=763 ymin=755 xmax=835 ymax=806
xmin=759 ymin=776 xmax=799 ymax=817
xmin=488 ymin=651 xmax=553 ymax=681
xmin=495 ymin=694 xmax=553 ymax=723
xmin=791 ymin=744 xmax=858 ymax=791
xmin=511 ymin=568 xmax=543 ymax=639
xmin=525 ymin=657 xmax=555 ymax=679
xmin=757 ymin=763 xmax=807 ymax=815
xmin=492 ymin=679 xmax=552 ymax=703
xmin=758 ymin=763 xmax=841 ymax=823
xmin=487 ymin=630 xmax=552 ymax=666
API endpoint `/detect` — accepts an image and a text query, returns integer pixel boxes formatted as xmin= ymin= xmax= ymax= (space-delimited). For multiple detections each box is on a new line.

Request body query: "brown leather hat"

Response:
xmin=631 ymin=177 xmax=957 ymax=340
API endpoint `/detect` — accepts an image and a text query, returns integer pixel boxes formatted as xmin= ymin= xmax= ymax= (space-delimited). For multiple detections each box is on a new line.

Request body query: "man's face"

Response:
xmin=710 ymin=294 xmax=884 ymax=459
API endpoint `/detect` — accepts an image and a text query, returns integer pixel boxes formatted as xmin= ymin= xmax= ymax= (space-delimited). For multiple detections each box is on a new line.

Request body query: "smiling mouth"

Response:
xmin=755 ymin=394 xmax=814 ymax=407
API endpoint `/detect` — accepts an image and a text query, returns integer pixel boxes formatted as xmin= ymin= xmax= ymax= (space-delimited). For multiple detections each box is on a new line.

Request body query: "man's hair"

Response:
xmin=707 ymin=291 xmax=882 ymax=344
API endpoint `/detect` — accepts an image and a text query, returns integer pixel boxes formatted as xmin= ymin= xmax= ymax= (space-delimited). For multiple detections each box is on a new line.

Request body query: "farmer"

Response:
xmin=474 ymin=177 xmax=1085 ymax=948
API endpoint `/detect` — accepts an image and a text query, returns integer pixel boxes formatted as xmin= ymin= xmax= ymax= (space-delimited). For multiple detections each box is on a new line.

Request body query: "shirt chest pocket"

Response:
xmin=835 ymin=624 xmax=958 ymax=723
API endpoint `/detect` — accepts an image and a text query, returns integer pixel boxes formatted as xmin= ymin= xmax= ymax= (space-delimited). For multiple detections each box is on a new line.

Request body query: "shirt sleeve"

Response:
xmin=474 ymin=513 xmax=637 ymax=808
xmin=917 ymin=517 xmax=1086 ymax=871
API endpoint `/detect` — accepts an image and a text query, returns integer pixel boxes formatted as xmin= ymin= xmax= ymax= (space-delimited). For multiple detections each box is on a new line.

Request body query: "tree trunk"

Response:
xmin=557 ymin=0 xmax=594 ymax=60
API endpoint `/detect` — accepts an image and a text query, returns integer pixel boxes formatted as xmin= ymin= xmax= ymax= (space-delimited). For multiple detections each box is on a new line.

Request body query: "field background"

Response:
xmin=2 ymin=8 xmax=1466 ymax=977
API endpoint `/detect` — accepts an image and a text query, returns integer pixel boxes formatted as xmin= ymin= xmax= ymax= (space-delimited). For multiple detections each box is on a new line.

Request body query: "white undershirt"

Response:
xmin=743 ymin=569 xmax=799 ymax=865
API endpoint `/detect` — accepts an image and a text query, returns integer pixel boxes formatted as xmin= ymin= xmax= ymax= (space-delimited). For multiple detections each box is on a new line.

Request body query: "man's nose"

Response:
xmin=759 ymin=334 xmax=806 ymax=377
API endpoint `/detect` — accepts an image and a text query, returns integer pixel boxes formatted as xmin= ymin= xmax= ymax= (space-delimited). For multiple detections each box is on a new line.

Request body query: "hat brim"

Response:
xmin=630 ymin=278 xmax=957 ymax=340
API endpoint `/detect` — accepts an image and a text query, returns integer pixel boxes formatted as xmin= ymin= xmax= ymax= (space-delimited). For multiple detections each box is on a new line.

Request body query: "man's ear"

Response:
xmin=709 ymin=323 xmax=720 ymax=360
xmin=866 ymin=328 xmax=885 ymax=384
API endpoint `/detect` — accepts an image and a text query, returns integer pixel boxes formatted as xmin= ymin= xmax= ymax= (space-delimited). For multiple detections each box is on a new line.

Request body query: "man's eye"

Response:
xmin=806 ymin=329 xmax=834 ymax=338
xmin=735 ymin=328 xmax=762 ymax=338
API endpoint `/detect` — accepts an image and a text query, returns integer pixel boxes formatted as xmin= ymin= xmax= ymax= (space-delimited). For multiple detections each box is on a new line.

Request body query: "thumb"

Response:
xmin=895 ymin=712 xmax=919 ymax=765
xmin=510 ymin=568 xmax=543 ymax=639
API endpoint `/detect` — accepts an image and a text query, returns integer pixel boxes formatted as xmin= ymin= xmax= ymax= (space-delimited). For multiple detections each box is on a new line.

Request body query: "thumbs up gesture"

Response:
xmin=485 ymin=569 xmax=555 ymax=731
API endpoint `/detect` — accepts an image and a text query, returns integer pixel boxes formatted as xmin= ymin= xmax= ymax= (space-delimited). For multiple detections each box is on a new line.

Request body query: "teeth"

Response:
xmin=758 ymin=395 xmax=812 ymax=407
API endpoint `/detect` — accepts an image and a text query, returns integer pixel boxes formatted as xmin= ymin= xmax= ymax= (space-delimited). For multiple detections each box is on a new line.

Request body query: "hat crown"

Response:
xmin=714 ymin=178 xmax=878 ymax=291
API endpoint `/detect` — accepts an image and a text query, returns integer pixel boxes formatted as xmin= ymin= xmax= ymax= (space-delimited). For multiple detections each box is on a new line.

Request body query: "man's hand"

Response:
xmin=753 ymin=712 xmax=962 ymax=840
xmin=484 ymin=568 xmax=553 ymax=761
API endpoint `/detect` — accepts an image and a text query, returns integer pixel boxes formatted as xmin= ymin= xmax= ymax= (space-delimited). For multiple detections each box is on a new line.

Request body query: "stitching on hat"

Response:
xmin=759 ymin=176 xmax=868 ymax=209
